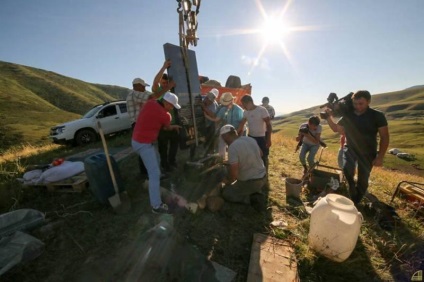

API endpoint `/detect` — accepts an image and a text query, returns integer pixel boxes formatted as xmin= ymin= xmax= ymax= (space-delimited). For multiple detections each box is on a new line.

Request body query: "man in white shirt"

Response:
xmin=220 ymin=125 xmax=267 ymax=211
xmin=237 ymin=95 xmax=272 ymax=169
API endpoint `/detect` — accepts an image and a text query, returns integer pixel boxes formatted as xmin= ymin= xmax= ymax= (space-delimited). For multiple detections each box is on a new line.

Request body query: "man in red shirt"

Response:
xmin=132 ymin=92 xmax=181 ymax=214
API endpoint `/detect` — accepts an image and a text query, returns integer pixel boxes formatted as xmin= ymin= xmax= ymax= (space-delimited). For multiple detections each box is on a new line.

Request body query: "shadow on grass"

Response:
xmin=299 ymin=239 xmax=383 ymax=282
xmin=360 ymin=201 xmax=424 ymax=281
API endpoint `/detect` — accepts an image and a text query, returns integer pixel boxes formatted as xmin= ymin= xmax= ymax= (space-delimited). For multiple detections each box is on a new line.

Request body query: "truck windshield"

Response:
xmin=83 ymin=105 xmax=102 ymax=118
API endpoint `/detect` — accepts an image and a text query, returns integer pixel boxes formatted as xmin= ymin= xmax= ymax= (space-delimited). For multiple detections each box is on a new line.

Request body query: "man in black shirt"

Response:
xmin=325 ymin=90 xmax=389 ymax=205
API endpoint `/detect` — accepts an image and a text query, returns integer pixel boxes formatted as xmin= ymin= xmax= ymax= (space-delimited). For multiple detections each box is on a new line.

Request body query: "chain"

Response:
xmin=176 ymin=0 xmax=201 ymax=48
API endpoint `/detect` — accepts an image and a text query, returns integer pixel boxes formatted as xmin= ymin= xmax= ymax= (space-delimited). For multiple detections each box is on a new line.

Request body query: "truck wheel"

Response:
xmin=75 ymin=129 xmax=96 ymax=146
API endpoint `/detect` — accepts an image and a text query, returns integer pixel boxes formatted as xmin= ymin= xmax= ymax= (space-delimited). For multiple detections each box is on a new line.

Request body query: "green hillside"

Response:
xmin=0 ymin=61 xmax=131 ymax=150
xmin=371 ymin=88 xmax=424 ymax=118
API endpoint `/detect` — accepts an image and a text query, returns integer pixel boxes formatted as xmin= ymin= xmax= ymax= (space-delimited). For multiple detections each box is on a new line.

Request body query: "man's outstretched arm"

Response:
xmin=152 ymin=60 xmax=171 ymax=93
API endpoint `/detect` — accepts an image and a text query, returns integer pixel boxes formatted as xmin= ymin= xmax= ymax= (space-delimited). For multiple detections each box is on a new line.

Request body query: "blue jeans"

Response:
xmin=299 ymin=143 xmax=320 ymax=168
xmin=132 ymin=140 xmax=162 ymax=208
xmin=343 ymin=147 xmax=375 ymax=204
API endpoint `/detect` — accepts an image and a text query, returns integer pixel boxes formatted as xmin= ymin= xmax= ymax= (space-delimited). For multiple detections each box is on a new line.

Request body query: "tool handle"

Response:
xmin=97 ymin=121 xmax=119 ymax=194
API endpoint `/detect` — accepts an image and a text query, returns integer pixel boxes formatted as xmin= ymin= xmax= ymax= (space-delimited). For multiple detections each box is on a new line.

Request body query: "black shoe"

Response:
xmin=152 ymin=203 xmax=172 ymax=214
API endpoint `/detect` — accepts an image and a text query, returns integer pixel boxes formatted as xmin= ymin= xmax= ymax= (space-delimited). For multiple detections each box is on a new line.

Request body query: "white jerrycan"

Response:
xmin=308 ymin=194 xmax=363 ymax=262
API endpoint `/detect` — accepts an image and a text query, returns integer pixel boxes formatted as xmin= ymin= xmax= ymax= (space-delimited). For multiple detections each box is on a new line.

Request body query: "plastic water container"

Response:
xmin=285 ymin=178 xmax=303 ymax=198
xmin=308 ymin=194 xmax=362 ymax=262
xmin=84 ymin=153 xmax=124 ymax=204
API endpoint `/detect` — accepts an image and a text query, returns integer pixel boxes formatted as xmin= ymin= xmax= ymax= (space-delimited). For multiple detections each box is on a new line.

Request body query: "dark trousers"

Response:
xmin=158 ymin=129 xmax=179 ymax=169
xmin=249 ymin=135 xmax=269 ymax=169
xmin=203 ymin=124 xmax=216 ymax=155
xmin=343 ymin=147 xmax=375 ymax=204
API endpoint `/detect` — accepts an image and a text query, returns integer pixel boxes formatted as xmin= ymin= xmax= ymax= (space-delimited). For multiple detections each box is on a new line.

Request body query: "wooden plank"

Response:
xmin=399 ymin=185 xmax=424 ymax=203
xmin=45 ymin=173 xmax=88 ymax=193
xmin=247 ymin=233 xmax=299 ymax=282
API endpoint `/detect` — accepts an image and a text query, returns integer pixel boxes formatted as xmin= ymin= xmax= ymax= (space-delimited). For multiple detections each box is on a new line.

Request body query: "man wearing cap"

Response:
xmin=219 ymin=124 xmax=267 ymax=211
xmin=201 ymin=88 xmax=219 ymax=155
xmin=132 ymin=92 xmax=181 ymax=214
xmin=238 ymin=95 xmax=272 ymax=169
xmin=127 ymin=77 xmax=175 ymax=125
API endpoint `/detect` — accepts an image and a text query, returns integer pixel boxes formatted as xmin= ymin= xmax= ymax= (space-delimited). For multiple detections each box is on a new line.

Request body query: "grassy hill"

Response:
xmin=0 ymin=61 xmax=131 ymax=151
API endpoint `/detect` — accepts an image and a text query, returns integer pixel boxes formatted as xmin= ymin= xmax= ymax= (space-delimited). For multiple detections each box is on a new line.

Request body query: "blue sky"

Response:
xmin=1 ymin=0 xmax=423 ymax=115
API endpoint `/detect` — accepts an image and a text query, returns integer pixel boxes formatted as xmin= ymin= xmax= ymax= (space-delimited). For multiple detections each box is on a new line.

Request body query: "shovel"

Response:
xmin=97 ymin=121 xmax=131 ymax=214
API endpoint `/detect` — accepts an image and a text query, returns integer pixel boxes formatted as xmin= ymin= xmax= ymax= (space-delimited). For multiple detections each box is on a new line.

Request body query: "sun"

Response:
xmin=260 ymin=16 xmax=290 ymax=45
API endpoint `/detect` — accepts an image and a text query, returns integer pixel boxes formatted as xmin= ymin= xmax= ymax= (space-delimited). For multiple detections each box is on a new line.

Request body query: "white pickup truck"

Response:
xmin=49 ymin=100 xmax=132 ymax=146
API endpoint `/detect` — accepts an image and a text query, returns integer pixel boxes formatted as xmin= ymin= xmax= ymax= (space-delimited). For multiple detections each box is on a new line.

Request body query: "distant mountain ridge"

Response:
xmin=405 ymin=85 xmax=424 ymax=90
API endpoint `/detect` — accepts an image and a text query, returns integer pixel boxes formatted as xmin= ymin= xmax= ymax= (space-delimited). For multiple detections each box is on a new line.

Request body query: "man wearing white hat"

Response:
xmin=216 ymin=92 xmax=244 ymax=131
xmin=201 ymin=88 xmax=219 ymax=155
xmin=212 ymin=92 xmax=245 ymax=158
xmin=132 ymin=92 xmax=181 ymax=214
xmin=127 ymin=76 xmax=175 ymax=178
xmin=127 ymin=78 xmax=174 ymax=125
xmin=219 ymin=124 xmax=267 ymax=211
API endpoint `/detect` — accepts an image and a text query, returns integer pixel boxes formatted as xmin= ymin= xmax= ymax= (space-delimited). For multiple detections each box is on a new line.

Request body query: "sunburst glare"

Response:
xmin=202 ymin=0 xmax=324 ymax=76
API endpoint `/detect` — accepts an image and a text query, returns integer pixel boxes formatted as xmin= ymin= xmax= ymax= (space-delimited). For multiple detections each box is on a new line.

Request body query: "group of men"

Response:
xmin=127 ymin=59 xmax=389 ymax=213
xmin=201 ymin=90 xmax=274 ymax=168
xmin=296 ymin=90 xmax=389 ymax=205
xmin=127 ymin=60 xmax=275 ymax=214
xmin=199 ymin=89 xmax=275 ymax=209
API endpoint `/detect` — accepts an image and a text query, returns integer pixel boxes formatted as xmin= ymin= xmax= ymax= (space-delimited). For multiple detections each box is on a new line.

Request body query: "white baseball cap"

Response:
xmin=163 ymin=92 xmax=181 ymax=109
xmin=220 ymin=124 xmax=236 ymax=135
xmin=132 ymin=78 xmax=150 ymax=86
xmin=207 ymin=88 xmax=219 ymax=101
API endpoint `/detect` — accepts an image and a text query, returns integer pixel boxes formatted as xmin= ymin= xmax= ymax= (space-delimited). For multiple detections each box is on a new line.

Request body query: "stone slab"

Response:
xmin=247 ymin=233 xmax=299 ymax=282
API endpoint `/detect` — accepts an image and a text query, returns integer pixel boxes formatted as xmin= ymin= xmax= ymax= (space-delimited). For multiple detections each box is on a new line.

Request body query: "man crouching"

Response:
xmin=220 ymin=124 xmax=267 ymax=211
